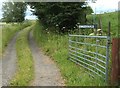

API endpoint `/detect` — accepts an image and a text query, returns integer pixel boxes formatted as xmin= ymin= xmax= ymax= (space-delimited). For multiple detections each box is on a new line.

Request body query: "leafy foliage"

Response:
xmin=2 ymin=2 xmax=27 ymax=23
xmin=28 ymin=2 xmax=93 ymax=33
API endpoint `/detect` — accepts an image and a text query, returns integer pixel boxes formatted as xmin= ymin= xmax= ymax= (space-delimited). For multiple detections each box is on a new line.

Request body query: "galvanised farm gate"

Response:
xmin=68 ymin=23 xmax=111 ymax=83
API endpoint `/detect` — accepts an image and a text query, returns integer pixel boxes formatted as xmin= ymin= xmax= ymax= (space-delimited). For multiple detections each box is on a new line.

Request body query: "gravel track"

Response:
xmin=0 ymin=28 xmax=65 ymax=87
xmin=28 ymin=30 xmax=65 ymax=86
xmin=0 ymin=32 xmax=19 ymax=86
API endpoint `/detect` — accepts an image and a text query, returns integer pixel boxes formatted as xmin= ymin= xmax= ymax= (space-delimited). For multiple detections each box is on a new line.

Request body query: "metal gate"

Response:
xmin=68 ymin=23 xmax=111 ymax=83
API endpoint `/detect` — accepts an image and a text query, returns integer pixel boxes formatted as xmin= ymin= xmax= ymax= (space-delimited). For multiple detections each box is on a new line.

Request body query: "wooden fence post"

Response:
xmin=111 ymin=38 xmax=120 ymax=85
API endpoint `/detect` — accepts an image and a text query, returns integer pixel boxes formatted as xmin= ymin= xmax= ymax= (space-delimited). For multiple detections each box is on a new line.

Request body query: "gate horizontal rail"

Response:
xmin=69 ymin=40 xmax=107 ymax=48
xmin=69 ymin=34 xmax=107 ymax=38
xmin=69 ymin=45 xmax=107 ymax=59
xmin=69 ymin=49 xmax=106 ymax=66
xmin=69 ymin=52 xmax=106 ymax=74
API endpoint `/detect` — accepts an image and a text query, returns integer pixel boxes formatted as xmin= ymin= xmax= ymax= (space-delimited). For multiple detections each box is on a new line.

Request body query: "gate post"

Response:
xmin=111 ymin=38 xmax=120 ymax=85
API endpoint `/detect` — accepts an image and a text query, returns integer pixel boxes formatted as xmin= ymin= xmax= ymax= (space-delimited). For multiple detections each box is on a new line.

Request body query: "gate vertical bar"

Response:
xmin=105 ymin=21 xmax=111 ymax=83
xmin=68 ymin=35 xmax=71 ymax=60
xmin=95 ymin=37 xmax=99 ymax=73
xmin=95 ymin=24 xmax=98 ymax=69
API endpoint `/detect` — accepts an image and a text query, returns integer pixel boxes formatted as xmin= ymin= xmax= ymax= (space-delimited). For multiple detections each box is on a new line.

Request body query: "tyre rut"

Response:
xmin=0 ymin=32 xmax=19 ymax=86
xmin=28 ymin=30 xmax=65 ymax=86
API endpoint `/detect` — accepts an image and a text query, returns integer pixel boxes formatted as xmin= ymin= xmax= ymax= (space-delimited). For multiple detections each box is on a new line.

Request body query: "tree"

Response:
xmin=28 ymin=2 xmax=93 ymax=33
xmin=2 ymin=2 xmax=27 ymax=23
xmin=2 ymin=2 xmax=14 ymax=23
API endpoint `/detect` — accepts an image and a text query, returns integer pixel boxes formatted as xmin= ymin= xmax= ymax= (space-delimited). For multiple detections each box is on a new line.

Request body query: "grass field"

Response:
xmin=10 ymin=26 xmax=34 ymax=86
xmin=0 ymin=21 xmax=32 ymax=56
xmin=87 ymin=11 xmax=118 ymax=37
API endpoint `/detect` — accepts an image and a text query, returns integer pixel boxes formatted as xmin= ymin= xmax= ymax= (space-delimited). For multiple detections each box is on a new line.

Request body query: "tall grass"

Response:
xmin=0 ymin=26 xmax=2 ymax=57
xmin=32 ymin=22 xmax=106 ymax=86
xmin=2 ymin=24 xmax=20 ymax=53
xmin=1 ymin=21 xmax=32 ymax=56
xmin=10 ymin=26 xmax=34 ymax=86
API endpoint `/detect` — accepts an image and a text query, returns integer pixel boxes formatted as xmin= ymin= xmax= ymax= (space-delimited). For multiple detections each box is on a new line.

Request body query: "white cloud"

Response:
xmin=88 ymin=0 xmax=120 ymax=14
xmin=25 ymin=5 xmax=37 ymax=20
xmin=0 ymin=0 xmax=7 ymax=3
xmin=26 ymin=5 xmax=33 ymax=16
xmin=25 ymin=15 xmax=37 ymax=20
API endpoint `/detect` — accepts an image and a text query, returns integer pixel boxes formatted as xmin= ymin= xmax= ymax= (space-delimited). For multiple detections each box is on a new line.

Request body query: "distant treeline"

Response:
xmin=2 ymin=2 xmax=93 ymax=33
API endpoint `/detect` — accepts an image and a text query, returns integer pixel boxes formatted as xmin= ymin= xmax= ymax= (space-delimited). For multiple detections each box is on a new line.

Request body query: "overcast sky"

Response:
xmin=88 ymin=0 xmax=119 ymax=14
xmin=0 ymin=0 xmax=120 ymax=20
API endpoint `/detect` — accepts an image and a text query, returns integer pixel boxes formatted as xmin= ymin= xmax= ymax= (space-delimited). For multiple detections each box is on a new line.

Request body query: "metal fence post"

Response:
xmin=105 ymin=22 xmax=111 ymax=83
xmin=68 ymin=35 xmax=71 ymax=60
xmin=95 ymin=24 xmax=98 ymax=70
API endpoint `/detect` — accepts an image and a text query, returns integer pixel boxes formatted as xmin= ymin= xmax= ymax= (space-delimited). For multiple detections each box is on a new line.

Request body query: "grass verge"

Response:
xmin=32 ymin=22 xmax=106 ymax=86
xmin=10 ymin=26 xmax=34 ymax=86
xmin=1 ymin=21 xmax=32 ymax=56
xmin=0 ymin=26 xmax=2 ymax=57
